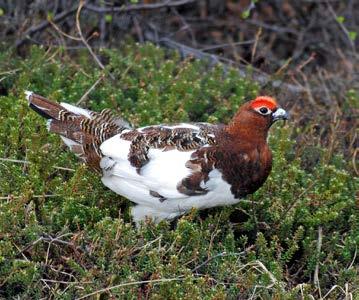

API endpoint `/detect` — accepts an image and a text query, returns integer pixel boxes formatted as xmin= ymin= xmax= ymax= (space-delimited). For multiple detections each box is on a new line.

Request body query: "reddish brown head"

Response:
xmin=227 ymin=96 xmax=288 ymax=141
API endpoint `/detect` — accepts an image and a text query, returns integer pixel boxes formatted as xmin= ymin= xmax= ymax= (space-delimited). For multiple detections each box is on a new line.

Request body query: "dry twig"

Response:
xmin=75 ymin=1 xmax=114 ymax=80
xmin=0 ymin=194 xmax=59 ymax=200
xmin=0 ymin=157 xmax=75 ymax=172
xmin=76 ymin=277 xmax=187 ymax=300
xmin=77 ymin=74 xmax=105 ymax=105
xmin=251 ymin=27 xmax=262 ymax=63
xmin=145 ymin=34 xmax=306 ymax=94
xmin=16 ymin=6 xmax=78 ymax=48
xmin=84 ymin=0 xmax=197 ymax=13
xmin=314 ymin=226 xmax=323 ymax=298
xmin=191 ymin=246 xmax=254 ymax=273
xmin=327 ymin=2 xmax=356 ymax=53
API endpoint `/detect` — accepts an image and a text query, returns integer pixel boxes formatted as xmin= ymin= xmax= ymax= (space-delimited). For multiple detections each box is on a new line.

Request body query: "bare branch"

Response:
xmin=77 ymin=74 xmax=105 ymax=105
xmin=144 ymin=34 xmax=306 ymax=94
xmin=314 ymin=226 xmax=323 ymax=298
xmin=191 ymin=246 xmax=254 ymax=273
xmin=0 ymin=194 xmax=60 ymax=200
xmin=76 ymin=2 xmax=105 ymax=71
xmin=200 ymin=40 xmax=256 ymax=51
xmin=0 ymin=157 xmax=75 ymax=172
xmin=84 ymin=0 xmax=197 ymax=13
xmin=327 ymin=2 xmax=356 ymax=53
xmin=76 ymin=277 xmax=187 ymax=300
xmin=16 ymin=6 xmax=78 ymax=48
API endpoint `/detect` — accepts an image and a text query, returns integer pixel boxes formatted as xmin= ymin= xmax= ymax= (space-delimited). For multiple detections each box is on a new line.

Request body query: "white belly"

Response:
xmin=102 ymin=169 xmax=239 ymax=223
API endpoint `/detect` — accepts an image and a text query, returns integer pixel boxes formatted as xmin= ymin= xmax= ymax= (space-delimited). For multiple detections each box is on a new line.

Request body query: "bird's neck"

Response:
xmin=226 ymin=119 xmax=269 ymax=144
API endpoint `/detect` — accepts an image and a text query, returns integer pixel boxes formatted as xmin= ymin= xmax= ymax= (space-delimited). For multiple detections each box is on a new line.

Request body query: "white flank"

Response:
xmin=24 ymin=90 xmax=33 ymax=101
xmin=60 ymin=102 xmax=92 ymax=119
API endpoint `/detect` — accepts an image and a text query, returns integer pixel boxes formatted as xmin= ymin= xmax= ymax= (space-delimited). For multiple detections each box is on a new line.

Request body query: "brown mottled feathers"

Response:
xmin=27 ymin=92 xmax=129 ymax=171
xmin=122 ymin=123 xmax=218 ymax=172
xmin=177 ymin=146 xmax=215 ymax=196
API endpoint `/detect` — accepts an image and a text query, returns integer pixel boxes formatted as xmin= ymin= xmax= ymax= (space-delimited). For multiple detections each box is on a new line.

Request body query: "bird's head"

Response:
xmin=228 ymin=96 xmax=288 ymax=140
xmin=249 ymin=96 xmax=288 ymax=125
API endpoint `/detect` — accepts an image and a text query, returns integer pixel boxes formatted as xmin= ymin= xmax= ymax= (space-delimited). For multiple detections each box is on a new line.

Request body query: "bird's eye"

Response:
xmin=257 ymin=106 xmax=271 ymax=115
xmin=260 ymin=107 xmax=268 ymax=114
xmin=254 ymin=106 xmax=272 ymax=115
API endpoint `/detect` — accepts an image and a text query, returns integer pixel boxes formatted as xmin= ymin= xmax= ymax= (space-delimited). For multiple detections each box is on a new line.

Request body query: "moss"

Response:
xmin=0 ymin=43 xmax=358 ymax=298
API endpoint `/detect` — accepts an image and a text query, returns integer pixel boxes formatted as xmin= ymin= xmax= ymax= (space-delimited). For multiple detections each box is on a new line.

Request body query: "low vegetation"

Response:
xmin=0 ymin=43 xmax=357 ymax=299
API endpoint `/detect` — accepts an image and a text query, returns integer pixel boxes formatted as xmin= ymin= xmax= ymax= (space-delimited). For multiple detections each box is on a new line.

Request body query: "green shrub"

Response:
xmin=0 ymin=42 xmax=357 ymax=299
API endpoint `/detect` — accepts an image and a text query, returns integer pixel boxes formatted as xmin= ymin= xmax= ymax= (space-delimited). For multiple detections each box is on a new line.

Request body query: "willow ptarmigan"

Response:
xmin=25 ymin=91 xmax=288 ymax=223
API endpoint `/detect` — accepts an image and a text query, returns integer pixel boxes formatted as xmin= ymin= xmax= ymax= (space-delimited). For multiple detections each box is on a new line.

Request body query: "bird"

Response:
xmin=25 ymin=91 xmax=288 ymax=223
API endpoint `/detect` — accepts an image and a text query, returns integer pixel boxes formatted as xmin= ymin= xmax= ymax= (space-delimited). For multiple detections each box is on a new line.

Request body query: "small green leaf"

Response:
xmin=336 ymin=16 xmax=345 ymax=24
xmin=105 ymin=14 xmax=112 ymax=23
xmin=241 ymin=10 xmax=250 ymax=19
xmin=0 ymin=8 xmax=4 ymax=16
xmin=47 ymin=12 xmax=54 ymax=21
xmin=349 ymin=31 xmax=357 ymax=41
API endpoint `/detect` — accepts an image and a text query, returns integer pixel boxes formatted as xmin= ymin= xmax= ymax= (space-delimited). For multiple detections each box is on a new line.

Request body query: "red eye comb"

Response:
xmin=251 ymin=96 xmax=278 ymax=110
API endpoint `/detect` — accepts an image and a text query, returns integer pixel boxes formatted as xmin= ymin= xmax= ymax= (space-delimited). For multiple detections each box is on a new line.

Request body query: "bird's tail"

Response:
xmin=25 ymin=91 xmax=130 ymax=171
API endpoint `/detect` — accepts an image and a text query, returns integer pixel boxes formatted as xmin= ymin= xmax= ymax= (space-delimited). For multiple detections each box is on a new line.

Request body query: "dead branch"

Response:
xmin=15 ymin=1 xmax=197 ymax=49
xmin=314 ymin=226 xmax=323 ymax=298
xmin=77 ymin=74 xmax=105 ymax=105
xmin=200 ymin=40 xmax=256 ymax=51
xmin=76 ymin=277 xmax=187 ymax=300
xmin=327 ymin=2 xmax=356 ymax=53
xmin=0 ymin=157 xmax=75 ymax=172
xmin=15 ymin=6 xmax=78 ymax=48
xmin=84 ymin=0 xmax=197 ymax=13
xmin=75 ymin=1 xmax=112 ymax=79
xmin=144 ymin=33 xmax=306 ymax=94
xmin=0 ymin=194 xmax=59 ymax=200
xmin=191 ymin=246 xmax=254 ymax=273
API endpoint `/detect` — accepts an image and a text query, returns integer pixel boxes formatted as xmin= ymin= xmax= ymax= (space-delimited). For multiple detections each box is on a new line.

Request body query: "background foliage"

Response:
xmin=0 ymin=0 xmax=358 ymax=298
xmin=0 ymin=42 xmax=357 ymax=299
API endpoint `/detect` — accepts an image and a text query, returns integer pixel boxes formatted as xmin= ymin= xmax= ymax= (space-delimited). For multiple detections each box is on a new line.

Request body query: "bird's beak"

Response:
xmin=272 ymin=108 xmax=288 ymax=122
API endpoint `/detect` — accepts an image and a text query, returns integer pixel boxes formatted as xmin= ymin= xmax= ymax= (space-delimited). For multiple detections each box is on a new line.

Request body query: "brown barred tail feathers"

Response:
xmin=25 ymin=91 xmax=130 ymax=171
